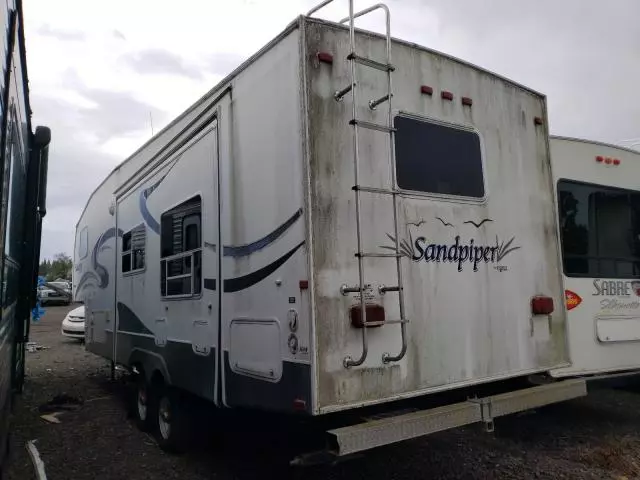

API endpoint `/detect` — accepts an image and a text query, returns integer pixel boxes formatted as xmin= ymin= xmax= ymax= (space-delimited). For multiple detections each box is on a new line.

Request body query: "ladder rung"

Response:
xmin=334 ymin=83 xmax=354 ymax=102
xmin=379 ymin=285 xmax=400 ymax=293
xmin=347 ymin=53 xmax=395 ymax=72
xmin=352 ymin=185 xmax=398 ymax=195
xmin=365 ymin=319 xmax=409 ymax=327
xmin=356 ymin=252 xmax=402 ymax=258
xmin=349 ymin=119 xmax=395 ymax=133
xmin=369 ymin=94 xmax=391 ymax=111
xmin=386 ymin=319 xmax=410 ymax=325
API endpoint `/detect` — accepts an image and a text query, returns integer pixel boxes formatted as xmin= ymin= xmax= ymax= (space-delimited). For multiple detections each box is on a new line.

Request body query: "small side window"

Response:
xmin=160 ymin=195 xmax=202 ymax=298
xmin=78 ymin=227 xmax=89 ymax=260
xmin=394 ymin=115 xmax=485 ymax=198
xmin=122 ymin=224 xmax=146 ymax=275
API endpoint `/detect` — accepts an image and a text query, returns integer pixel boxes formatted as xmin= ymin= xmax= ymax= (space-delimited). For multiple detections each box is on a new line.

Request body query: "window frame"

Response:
xmin=557 ymin=178 xmax=640 ymax=279
xmin=78 ymin=226 xmax=89 ymax=260
xmin=121 ymin=223 xmax=146 ymax=276
xmin=393 ymin=112 xmax=487 ymax=203
xmin=160 ymin=194 xmax=203 ymax=300
xmin=3 ymin=104 xmax=24 ymax=262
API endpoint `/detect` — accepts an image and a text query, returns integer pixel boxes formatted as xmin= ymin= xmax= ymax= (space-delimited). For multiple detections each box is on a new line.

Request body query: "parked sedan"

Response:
xmin=61 ymin=305 xmax=85 ymax=340
xmin=39 ymin=282 xmax=71 ymax=306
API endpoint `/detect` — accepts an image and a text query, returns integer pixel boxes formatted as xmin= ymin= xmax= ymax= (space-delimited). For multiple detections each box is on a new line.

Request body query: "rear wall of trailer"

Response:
xmin=304 ymin=19 xmax=568 ymax=413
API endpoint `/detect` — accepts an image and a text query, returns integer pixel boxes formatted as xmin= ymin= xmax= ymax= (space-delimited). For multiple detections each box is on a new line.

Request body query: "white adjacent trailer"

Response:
xmin=74 ymin=2 xmax=585 ymax=457
xmin=550 ymin=136 xmax=640 ymax=378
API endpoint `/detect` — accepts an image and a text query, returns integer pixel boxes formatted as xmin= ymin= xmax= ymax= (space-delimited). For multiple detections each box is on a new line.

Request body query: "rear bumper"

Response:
xmin=326 ymin=379 xmax=586 ymax=457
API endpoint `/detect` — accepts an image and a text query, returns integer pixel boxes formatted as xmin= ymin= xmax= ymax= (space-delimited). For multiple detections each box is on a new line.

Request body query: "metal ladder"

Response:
xmin=307 ymin=1 xmax=408 ymax=368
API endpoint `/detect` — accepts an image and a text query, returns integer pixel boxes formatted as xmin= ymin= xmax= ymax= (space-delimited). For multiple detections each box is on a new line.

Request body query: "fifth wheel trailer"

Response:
xmin=550 ymin=136 xmax=640 ymax=379
xmin=74 ymin=2 xmax=586 ymax=457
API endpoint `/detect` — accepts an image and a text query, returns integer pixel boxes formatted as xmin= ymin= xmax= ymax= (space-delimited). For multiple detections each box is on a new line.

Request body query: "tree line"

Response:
xmin=39 ymin=252 xmax=72 ymax=281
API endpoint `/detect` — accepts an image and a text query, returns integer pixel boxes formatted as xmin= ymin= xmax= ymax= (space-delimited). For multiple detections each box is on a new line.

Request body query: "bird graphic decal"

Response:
xmin=436 ymin=216 xmax=454 ymax=227
xmin=463 ymin=218 xmax=493 ymax=228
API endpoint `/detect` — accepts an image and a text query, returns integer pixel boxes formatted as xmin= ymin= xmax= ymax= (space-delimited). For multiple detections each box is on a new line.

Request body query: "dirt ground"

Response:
xmin=6 ymin=305 xmax=640 ymax=479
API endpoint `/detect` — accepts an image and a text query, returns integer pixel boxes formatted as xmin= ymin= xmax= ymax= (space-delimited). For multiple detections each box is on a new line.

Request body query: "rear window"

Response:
xmin=558 ymin=179 xmax=640 ymax=278
xmin=394 ymin=115 xmax=484 ymax=198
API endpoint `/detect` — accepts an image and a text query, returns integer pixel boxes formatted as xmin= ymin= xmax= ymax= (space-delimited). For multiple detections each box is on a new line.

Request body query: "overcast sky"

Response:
xmin=23 ymin=0 xmax=640 ymax=261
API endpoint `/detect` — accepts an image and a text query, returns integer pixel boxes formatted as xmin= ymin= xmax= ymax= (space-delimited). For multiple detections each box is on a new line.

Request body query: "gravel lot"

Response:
xmin=6 ymin=305 xmax=640 ymax=479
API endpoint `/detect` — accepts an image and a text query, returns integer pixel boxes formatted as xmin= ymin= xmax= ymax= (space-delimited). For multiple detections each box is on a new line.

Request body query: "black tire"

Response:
xmin=154 ymin=386 xmax=191 ymax=453
xmin=133 ymin=371 xmax=155 ymax=432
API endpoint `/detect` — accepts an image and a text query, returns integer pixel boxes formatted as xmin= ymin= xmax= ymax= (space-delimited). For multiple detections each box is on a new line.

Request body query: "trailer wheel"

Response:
xmin=155 ymin=386 xmax=190 ymax=453
xmin=133 ymin=370 xmax=155 ymax=432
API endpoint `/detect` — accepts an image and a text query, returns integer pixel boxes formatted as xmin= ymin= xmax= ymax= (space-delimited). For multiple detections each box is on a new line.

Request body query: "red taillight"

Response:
xmin=299 ymin=280 xmax=309 ymax=290
xmin=420 ymin=85 xmax=433 ymax=96
xmin=461 ymin=96 xmax=473 ymax=106
xmin=534 ymin=116 xmax=543 ymax=125
xmin=441 ymin=91 xmax=453 ymax=101
xmin=317 ymin=52 xmax=333 ymax=64
xmin=350 ymin=304 xmax=385 ymax=328
xmin=565 ymin=290 xmax=582 ymax=311
xmin=613 ymin=158 xmax=621 ymax=166
xmin=531 ymin=296 xmax=554 ymax=315
xmin=596 ymin=155 xmax=604 ymax=163
xmin=293 ymin=399 xmax=307 ymax=411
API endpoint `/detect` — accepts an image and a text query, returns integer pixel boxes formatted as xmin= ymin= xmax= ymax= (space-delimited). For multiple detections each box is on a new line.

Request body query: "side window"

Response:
xmin=558 ymin=179 xmax=640 ymax=278
xmin=122 ymin=224 xmax=146 ymax=274
xmin=3 ymin=110 xmax=24 ymax=262
xmin=78 ymin=227 xmax=89 ymax=260
xmin=394 ymin=115 xmax=485 ymax=198
xmin=160 ymin=195 xmax=202 ymax=298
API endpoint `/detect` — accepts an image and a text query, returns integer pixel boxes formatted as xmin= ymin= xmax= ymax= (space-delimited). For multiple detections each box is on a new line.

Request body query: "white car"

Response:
xmin=61 ymin=305 xmax=85 ymax=340
xmin=39 ymin=282 xmax=71 ymax=306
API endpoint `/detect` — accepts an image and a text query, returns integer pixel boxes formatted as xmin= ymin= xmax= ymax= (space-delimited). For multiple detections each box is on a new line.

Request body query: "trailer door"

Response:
xmin=115 ymin=120 xmax=221 ymax=404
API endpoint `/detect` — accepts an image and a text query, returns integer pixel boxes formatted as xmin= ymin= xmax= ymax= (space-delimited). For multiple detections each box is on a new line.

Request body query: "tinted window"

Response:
xmin=122 ymin=224 xmax=146 ymax=274
xmin=160 ymin=196 xmax=202 ymax=297
xmin=4 ymin=117 xmax=24 ymax=261
xmin=394 ymin=116 xmax=484 ymax=198
xmin=558 ymin=179 xmax=640 ymax=278
xmin=78 ymin=227 xmax=89 ymax=260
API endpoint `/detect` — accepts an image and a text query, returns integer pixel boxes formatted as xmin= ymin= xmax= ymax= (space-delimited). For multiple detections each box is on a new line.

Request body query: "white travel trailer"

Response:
xmin=550 ymin=136 xmax=640 ymax=378
xmin=74 ymin=2 xmax=586 ymax=458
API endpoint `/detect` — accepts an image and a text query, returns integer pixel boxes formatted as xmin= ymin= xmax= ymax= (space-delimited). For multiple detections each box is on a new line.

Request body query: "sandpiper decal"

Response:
xmin=381 ymin=216 xmax=520 ymax=273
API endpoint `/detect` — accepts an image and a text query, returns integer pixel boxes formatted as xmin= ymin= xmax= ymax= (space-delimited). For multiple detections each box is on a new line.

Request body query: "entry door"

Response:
xmin=154 ymin=123 xmax=220 ymax=403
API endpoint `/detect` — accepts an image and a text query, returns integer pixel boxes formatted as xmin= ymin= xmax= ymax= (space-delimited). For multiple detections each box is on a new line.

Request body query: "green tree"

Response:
xmin=40 ymin=253 xmax=72 ymax=281
xmin=38 ymin=258 xmax=51 ymax=278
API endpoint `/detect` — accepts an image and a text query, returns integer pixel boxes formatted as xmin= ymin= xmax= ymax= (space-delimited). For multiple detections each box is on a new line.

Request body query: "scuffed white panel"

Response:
xmin=229 ymin=319 xmax=282 ymax=382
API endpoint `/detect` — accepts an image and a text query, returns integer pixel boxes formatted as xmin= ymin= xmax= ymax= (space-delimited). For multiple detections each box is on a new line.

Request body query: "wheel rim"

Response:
xmin=137 ymin=384 xmax=147 ymax=421
xmin=158 ymin=396 xmax=171 ymax=440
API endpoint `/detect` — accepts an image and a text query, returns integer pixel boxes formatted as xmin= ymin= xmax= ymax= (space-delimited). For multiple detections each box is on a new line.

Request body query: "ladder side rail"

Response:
xmin=344 ymin=0 xmax=369 ymax=368
xmin=307 ymin=0 xmax=337 ymax=17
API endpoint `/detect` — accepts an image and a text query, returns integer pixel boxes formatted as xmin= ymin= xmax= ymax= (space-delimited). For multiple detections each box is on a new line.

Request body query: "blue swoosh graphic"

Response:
xmin=75 ymin=227 xmax=123 ymax=293
xmin=223 ymin=209 xmax=303 ymax=257
xmin=138 ymin=157 xmax=180 ymax=234
xmin=136 ymin=152 xmax=302 ymax=259
xmin=139 ymin=189 xmax=160 ymax=234
xmin=93 ymin=227 xmax=124 ymax=288
xmin=205 ymin=241 xmax=304 ymax=293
